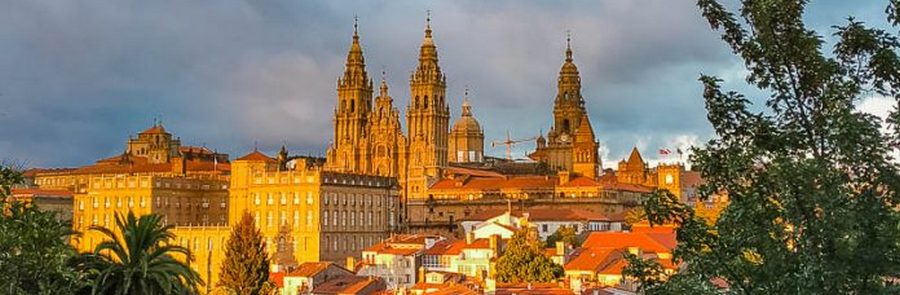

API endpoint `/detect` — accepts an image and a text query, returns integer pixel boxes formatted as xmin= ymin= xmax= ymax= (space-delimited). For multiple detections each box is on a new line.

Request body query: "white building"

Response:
xmin=356 ymin=234 xmax=445 ymax=289
xmin=458 ymin=208 xmax=624 ymax=241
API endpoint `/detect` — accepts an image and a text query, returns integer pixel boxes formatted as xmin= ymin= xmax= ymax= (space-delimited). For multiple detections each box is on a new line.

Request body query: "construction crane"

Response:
xmin=491 ymin=130 xmax=537 ymax=160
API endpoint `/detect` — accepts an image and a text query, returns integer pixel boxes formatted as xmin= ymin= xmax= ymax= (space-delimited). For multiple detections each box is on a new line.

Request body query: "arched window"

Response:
xmin=350 ymin=99 xmax=355 ymax=113
xmin=424 ymin=96 xmax=429 ymax=109
xmin=415 ymin=96 xmax=420 ymax=108
xmin=562 ymin=119 xmax=571 ymax=133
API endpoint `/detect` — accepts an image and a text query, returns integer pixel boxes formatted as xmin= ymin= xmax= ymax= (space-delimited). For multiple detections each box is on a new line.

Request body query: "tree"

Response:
xmin=545 ymin=225 xmax=579 ymax=248
xmin=625 ymin=0 xmax=900 ymax=294
xmin=78 ymin=212 xmax=203 ymax=295
xmin=0 ymin=165 xmax=86 ymax=294
xmin=495 ymin=228 xmax=563 ymax=283
xmin=218 ymin=212 xmax=271 ymax=295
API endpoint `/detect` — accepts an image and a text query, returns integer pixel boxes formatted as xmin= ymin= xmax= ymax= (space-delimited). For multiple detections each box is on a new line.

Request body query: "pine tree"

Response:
xmin=218 ymin=212 xmax=271 ymax=295
xmin=625 ymin=0 xmax=900 ymax=293
xmin=495 ymin=228 xmax=563 ymax=283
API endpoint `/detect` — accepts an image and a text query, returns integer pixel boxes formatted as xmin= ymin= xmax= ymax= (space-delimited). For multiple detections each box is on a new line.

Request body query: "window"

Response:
xmin=325 ymin=193 xmax=329 ymax=205
xmin=104 ymin=197 xmax=110 ymax=208
xmin=140 ymin=197 xmax=146 ymax=208
xmin=307 ymin=192 xmax=313 ymax=205
xmin=281 ymin=193 xmax=287 ymax=205
xmin=341 ymin=211 xmax=346 ymax=226
xmin=267 ymin=193 xmax=273 ymax=205
xmin=78 ymin=200 xmax=84 ymax=210
xmin=267 ymin=211 xmax=273 ymax=228
xmin=333 ymin=210 xmax=338 ymax=227
xmin=280 ymin=210 xmax=287 ymax=225
xmin=128 ymin=197 xmax=134 ymax=208
xmin=294 ymin=211 xmax=300 ymax=226
xmin=254 ymin=193 xmax=260 ymax=205
xmin=350 ymin=211 xmax=355 ymax=226
xmin=542 ymin=224 xmax=548 ymax=233
xmin=368 ymin=212 xmax=373 ymax=226
xmin=307 ymin=210 xmax=313 ymax=226
xmin=294 ymin=192 xmax=300 ymax=205
xmin=324 ymin=211 xmax=329 ymax=226
xmin=93 ymin=197 xmax=98 ymax=208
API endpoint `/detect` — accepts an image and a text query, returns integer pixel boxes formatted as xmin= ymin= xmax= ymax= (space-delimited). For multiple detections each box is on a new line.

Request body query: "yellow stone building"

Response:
xmin=228 ymin=149 xmax=400 ymax=265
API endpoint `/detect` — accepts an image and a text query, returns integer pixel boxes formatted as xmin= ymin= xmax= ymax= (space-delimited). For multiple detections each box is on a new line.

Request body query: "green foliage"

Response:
xmin=77 ymin=212 xmax=203 ymax=295
xmin=626 ymin=0 xmax=900 ymax=294
xmin=217 ymin=212 xmax=270 ymax=295
xmin=495 ymin=228 xmax=563 ymax=283
xmin=545 ymin=225 xmax=579 ymax=248
xmin=0 ymin=165 xmax=86 ymax=295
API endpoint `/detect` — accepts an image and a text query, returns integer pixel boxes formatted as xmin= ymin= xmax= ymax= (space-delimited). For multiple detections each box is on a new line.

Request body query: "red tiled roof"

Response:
xmin=581 ymin=231 xmax=675 ymax=254
xmin=495 ymin=283 xmax=575 ymax=295
xmin=460 ymin=208 xmax=614 ymax=222
xmin=269 ymin=271 xmax=285 ymax=288
xmin=444 ymin=166 xmax=506 ymax=178
xmin=286 ymin=262 xmax=344 ymax=278
xmin=564 ymin=248 xmax=620 ymax=272
xmin=681 ymin=170 xmax=704 ymax=189
xmin=430 ymin=175 xmax=557 ymax=191
xmin=559 ymin=176 xmax=600 ymax=187
xmin=364 ymin=242 xmax=420 ymax=256
xmin=424 ymin=239 xmax=491 ymax=256
xmin=236 ymin=150 xmax=276 ymax=162
xmin=311 ymin=275 xmax=385 ymax=294
xmin=11 ymin=188 xmax=74 ymax=197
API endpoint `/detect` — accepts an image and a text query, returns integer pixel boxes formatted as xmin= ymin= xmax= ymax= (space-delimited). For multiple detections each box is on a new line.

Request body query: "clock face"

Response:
xmin=559 ymin=134 xmax=570 ymax=143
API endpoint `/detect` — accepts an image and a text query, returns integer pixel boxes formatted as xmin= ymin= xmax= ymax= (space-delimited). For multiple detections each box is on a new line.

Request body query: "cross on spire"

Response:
xmin=353 ymin=14 xmax=359 ymax=38
xmin=565 ymin=30 xmax=573 ymax=62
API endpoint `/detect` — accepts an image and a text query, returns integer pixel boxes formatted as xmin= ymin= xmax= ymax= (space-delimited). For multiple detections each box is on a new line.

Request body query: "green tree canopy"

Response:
xmin=545 ymin=225 xmax=580 ymax=248
xmin=626 ymin=0 xmax=900 ymax=294
xmin=77 ymin=212 xmax=203 ymax=295
xmin=217 ymin=211 xmax=271 ymax=295
xmin=495 ymin=228 xmax=563 ymax=283
xmin=0 ymin=165 xmax=86 ymax=295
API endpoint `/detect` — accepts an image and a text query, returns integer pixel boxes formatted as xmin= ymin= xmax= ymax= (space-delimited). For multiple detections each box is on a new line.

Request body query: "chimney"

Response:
xmin=558 ymin=170 xmax=570 ymax=185
xmin=489 ymin=234 xmax=499 ymax=257
xmin=418 ymin=266 xmax=425 ymax=283
xmin=466 ymin=232 xmax=474 ymax=245
xmin=346 ymin=256 xmax=356 ymax=272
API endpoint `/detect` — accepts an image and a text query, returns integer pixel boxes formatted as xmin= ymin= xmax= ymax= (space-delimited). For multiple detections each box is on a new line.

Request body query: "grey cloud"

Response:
xmin=0 ymin=0 xmax=889 ymax=168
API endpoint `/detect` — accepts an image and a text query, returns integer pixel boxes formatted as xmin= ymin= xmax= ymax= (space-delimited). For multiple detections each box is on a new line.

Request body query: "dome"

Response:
xmin=452 ymin=99 xmax=482 ymax=133
xmin=453 ymin=116 xmax=481 ymax=133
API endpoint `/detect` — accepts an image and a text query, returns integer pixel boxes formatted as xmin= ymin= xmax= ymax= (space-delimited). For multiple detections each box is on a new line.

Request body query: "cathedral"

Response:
xmin=322 ymin=18 xmax=601 ymax=228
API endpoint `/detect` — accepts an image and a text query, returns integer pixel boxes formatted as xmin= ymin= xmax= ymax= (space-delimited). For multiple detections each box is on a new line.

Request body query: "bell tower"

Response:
xmin=529 ymin=33 xmax=599 ymax=178
xmin=406 ymin=14 xmax=450 ymax=200
xmin=326 ymin=17 xmax=374 ymax=173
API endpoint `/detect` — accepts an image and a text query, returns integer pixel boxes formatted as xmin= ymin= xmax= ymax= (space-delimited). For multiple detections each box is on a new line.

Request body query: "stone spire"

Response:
xmin=413 ymin=11 xmax=442 ymax=83
xmin=339 ymin=15 xmax=370 ymax=89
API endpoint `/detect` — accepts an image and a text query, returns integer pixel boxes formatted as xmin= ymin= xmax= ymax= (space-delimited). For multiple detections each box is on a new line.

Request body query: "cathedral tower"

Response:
xmin=326 ymin=19 xmax=374 ymax=173
xmin=529 ymin=35 xmax=599 ymax=178
xmin=406 ymin=16 xmax=450 ymax=199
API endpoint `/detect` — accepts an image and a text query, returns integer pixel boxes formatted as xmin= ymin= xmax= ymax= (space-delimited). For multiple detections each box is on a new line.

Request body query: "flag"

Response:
xmin=659 ymin=148 xmax=671 ymax=155
xmin=677 ymin=148 xmax=684 ymax=155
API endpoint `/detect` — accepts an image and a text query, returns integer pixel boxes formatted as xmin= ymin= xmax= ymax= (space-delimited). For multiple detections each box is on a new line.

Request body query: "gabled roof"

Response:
xmin=581 ymin=231 xmax=675 ymax=254
xmin=286 ymin=262 xmax=348 ymax=278
xmin=626 ymin=147 xmax=644 ymax=165
xmin=236 ymin=150 xmax=276 ymax=162
xmin=311 ymin=275 xmax=385 ymax=294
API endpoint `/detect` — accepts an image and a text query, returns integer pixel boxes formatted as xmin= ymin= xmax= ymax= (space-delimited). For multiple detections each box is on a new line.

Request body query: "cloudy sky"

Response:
xmin=0 ymin=0 xmax=894 ymax=169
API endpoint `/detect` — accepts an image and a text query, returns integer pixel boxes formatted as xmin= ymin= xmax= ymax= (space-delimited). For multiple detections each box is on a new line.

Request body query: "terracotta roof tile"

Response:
xmin=581 ymin=231 xmax=675 ymax=254
xmin=286 ymin=262 xmax=342 ymax=277
xmin=460 ymin=208 xmax=615 ymax=222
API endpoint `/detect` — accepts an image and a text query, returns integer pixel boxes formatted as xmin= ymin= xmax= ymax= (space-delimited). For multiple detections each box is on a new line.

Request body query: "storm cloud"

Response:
xmin=0 ymin=0 xmax=892 ymax=168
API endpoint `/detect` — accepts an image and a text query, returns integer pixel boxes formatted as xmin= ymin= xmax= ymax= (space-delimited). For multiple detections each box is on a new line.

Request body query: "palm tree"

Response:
xmin=79 ymin=212 xmax=203 ymax=295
